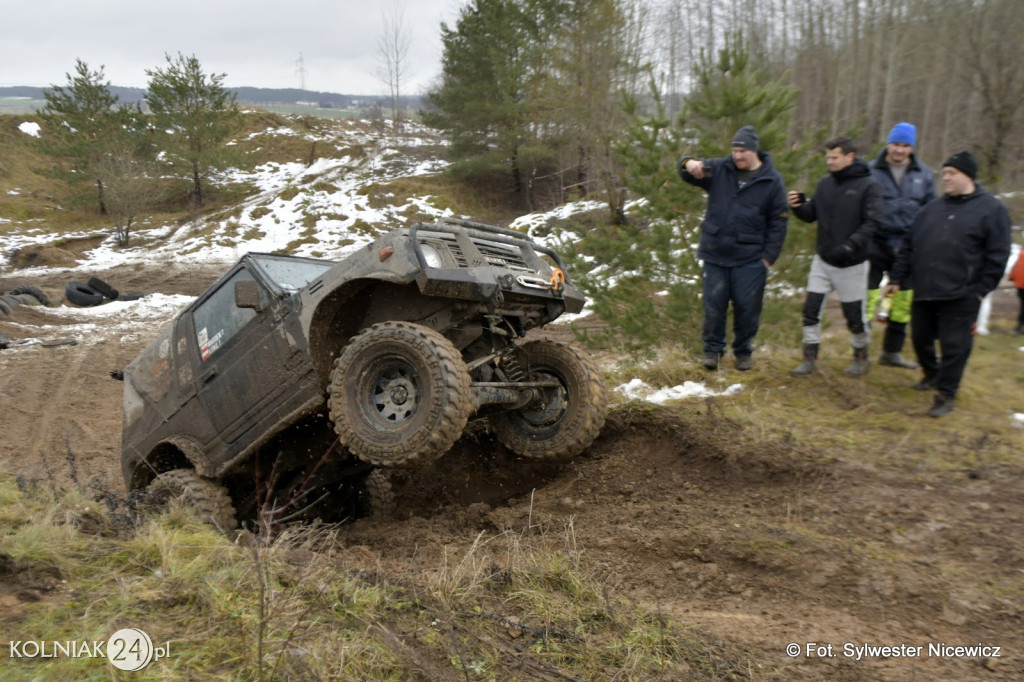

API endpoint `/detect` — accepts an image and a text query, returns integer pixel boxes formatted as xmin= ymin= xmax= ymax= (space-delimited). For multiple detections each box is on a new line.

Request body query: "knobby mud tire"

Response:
xmin=488 ymin=340 xmax=608 ymax=459
xmin=146 ymin=469 xmax=238 ymax=531
xmin=327 ymin=321 xmax=473 ymax=468
xmin=358 ymin=469 xmax=396 ymax=519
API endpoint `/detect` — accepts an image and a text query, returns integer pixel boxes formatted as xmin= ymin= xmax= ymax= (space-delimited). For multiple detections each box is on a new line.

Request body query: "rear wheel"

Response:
xmin=328 ymin=321 xmax=473 ymax=468
xmin=146 ymin=469 xmax=237 ymax=531
xmin=488 ymin=340 xmax=608 ymax=459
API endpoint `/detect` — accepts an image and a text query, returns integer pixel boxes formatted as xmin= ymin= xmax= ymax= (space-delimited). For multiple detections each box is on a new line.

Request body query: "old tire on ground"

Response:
xmin=65 ymin=282 xmax=104 ymax=307
xmin=87 ymin=276 xmax=120 ymax=301
xmin=488 ymin=340 xmax=608 ymax=459
xmin=357 ymin=469 xmax=396 ymax=519
xmin=9 ymin=285 xmax=50 ymax=306
xmin=146 ymin=469 xmax=237 ymax=531
xmin=328 ymin=321 xmax=473 ymax=468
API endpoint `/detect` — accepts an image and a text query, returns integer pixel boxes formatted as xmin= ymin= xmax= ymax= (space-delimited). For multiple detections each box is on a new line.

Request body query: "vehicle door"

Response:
xmin=191 ymin=266 xmax=294 ymax=445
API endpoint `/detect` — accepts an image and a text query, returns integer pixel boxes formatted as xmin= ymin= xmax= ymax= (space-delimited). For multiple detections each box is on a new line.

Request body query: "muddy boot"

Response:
xmin=791 ymin=344 xmax=818 ymax=376
xmin=844 ymin=347 xmax=870 ymax=377
xmin=927 ymin=392 xmax=955 ymax=417
xmin=702 ymin=352 xmax=721 ymax=370
xmin=879 ymin=351 xmax=918 ymax=369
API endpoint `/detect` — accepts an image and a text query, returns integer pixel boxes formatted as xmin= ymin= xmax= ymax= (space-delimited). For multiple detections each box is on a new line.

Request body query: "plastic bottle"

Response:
xmin=876 ymin=296 xmax=893 ymax=323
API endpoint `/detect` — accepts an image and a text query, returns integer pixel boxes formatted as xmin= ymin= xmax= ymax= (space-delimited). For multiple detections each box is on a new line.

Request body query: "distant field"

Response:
xmin=0 ymin=97 xmax=412 ymax=122
xmin=0 ymin=97 xmax=43 ymax=114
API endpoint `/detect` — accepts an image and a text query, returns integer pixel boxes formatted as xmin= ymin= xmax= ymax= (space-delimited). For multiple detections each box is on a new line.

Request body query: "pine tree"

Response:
xmin=424 ymin=0 xmax=534 ymax=191
xmin=38 ymin=60 xmax=123 ymax=214
xmin=145 ymin=53 xmax=241 ymax=210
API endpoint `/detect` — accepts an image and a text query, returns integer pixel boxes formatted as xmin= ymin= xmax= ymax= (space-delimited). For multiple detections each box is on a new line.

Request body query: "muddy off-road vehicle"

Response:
xmin=119 ymin=218 xmax=608 ymax=529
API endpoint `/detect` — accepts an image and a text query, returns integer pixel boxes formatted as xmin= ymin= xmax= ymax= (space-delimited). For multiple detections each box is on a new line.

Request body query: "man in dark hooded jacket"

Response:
xmin=867 ymin=122 xmax=936 ymax=369
xmin=678 ymin=125 xmax=789 ymax=371
xmin=788 ymin=137 xmax=883 ymax=377
xmin=886 ymin=150 xmax=1011 ymax=417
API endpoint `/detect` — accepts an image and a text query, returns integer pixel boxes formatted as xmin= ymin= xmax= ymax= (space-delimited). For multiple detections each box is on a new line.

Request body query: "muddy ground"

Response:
xmin=1 ymin=263 xmax=1022 ymax=681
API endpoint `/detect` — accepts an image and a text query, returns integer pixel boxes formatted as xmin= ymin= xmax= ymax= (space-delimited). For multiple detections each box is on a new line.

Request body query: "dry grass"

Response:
xmin=0 ymin=467 xmax=755 ymax=680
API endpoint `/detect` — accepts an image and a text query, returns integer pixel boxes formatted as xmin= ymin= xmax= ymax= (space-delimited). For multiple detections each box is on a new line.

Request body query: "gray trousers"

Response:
xmin=801 ymin=255 xmax=870 ymax=348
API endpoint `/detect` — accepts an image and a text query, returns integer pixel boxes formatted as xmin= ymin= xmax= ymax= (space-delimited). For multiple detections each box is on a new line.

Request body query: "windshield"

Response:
xmin=251 ymin=255 xmax=333 ymax=292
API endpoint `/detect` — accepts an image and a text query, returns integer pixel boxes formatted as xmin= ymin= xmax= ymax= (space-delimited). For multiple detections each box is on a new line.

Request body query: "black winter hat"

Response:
xmin=731 ymin=125 xmax=759 ymax=152
xmin=943 ymin=150 xmax=978 ymax=180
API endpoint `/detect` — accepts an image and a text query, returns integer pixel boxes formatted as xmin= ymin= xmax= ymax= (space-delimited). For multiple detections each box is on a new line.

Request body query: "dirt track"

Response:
xmin=2 ymin=264 xmax=1022 ymax=681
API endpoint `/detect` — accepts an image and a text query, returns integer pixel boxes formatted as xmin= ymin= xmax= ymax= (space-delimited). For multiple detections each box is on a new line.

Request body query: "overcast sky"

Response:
xmin=0 ymin=0 xmax=471 ymax=95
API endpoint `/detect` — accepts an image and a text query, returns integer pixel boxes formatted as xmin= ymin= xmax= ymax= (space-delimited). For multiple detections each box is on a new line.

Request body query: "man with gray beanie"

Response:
xmin=867 ymin=122 xmax=936 ymax=369
xmin=887 ymin=150 xmax=1011 ymax=417
xmin=678 ymin=125 xmax=789 ymax=371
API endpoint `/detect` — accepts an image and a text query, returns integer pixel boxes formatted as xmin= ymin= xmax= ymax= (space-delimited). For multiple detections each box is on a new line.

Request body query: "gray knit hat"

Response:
xmin=731 ymin=125 xmax=759 ymax=151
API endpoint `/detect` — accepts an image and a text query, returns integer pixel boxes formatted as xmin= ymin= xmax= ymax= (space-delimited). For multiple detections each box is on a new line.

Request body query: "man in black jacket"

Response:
xmin=886 ymin=151 xmax=1011 ymax=417
xmin=678 ymin=125 xmax=789 ymax=371
xmin=789 ymin=137 xmax=882 ymax=377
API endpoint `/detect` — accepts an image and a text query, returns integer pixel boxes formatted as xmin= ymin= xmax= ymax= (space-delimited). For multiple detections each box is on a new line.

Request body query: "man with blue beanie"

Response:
xmin=867 ymin=122 xmax=936 ymax=369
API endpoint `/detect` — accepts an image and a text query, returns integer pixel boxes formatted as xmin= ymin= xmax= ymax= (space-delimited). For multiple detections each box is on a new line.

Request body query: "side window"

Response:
xmin=192 ymin=269 xmax=265 ymax=361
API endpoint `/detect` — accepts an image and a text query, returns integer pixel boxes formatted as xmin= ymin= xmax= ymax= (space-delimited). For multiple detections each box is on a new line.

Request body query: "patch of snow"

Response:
xmin=615 ymin=377 xmax=743 ymax=404
xmin=18 ymin=122 xmax=41 ymax=137
xmin=5 ymin=294 xmax=195 ymax=346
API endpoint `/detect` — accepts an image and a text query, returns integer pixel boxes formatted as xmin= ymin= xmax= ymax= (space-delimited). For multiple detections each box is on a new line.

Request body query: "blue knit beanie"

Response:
xmin=887 ymin=122 xmax=916 ymax=146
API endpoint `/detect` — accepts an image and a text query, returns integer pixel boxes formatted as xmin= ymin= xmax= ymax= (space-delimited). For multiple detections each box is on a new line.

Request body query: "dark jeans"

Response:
xmin=911 ymin=296 xmax=982 ymax=398
xmin=1018 ymin=289 xmax=1024 ymax=327
xmin=701 ymin=260 xmax=767 ymax=356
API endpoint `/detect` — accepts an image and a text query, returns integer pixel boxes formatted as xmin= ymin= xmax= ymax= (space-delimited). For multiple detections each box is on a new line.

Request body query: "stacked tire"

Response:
xmin=64 ymin=277 xmax=143 ymax=307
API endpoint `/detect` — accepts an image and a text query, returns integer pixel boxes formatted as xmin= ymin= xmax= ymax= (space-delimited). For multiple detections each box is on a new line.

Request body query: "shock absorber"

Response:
xmin=502 ymin=350 xmax=528 ymax=383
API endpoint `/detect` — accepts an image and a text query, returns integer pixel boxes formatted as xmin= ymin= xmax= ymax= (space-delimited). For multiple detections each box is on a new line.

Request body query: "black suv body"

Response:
xmin=120 ymin=219 xmax=607 ymax=527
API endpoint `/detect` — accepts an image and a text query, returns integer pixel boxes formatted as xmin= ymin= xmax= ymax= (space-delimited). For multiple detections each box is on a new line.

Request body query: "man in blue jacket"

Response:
xmin=887 ymin=151 xmax=1011 ymax=417
xmin=678 ymin=125 xmax=789 ymax=371
xmin=868 ymin=122 xmax=936 ymax=369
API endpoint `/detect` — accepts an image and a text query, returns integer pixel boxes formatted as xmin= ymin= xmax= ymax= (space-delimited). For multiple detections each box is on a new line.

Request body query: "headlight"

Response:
xmin=420 ymin=243 xmax=444 ymax=268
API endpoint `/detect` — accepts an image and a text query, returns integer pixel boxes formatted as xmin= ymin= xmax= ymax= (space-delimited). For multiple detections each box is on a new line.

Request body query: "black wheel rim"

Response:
xmin=520 ymin=369 xmax=568 ymax=427
xmin=360 ymin=356 xmax=421 ymax=429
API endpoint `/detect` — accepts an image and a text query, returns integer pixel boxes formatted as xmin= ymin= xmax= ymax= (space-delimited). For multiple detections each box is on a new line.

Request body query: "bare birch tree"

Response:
xmin=376 ymin=0 xmax=412 ymax=132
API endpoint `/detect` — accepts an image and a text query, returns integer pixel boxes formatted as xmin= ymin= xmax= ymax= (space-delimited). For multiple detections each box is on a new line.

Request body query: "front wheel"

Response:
xmin=328 ymin=321 xmax=473 ymax=468
xmin=488 ymin=340 xmax=608 ymax=459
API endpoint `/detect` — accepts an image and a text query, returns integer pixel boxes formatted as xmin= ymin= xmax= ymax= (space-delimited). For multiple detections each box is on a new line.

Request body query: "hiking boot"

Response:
xmin=879 ymin=351 xmax=918 ymax=369
xmin=1014 ymin=325 xmax=1024 ymax=335
xmin=911 ymin=375 xmax=937 ymax=391
xmin=702 ymin=352 xmax=721 ymax=370
xmin=927 ymin=393 xmax=955 ymax=417
xmin=791 ymin=343 xmax=818 ymax=376
xmin=844 ymin=347 xmax=870 ymax=378
xmin=735 ymin=354 xmax=753 ymax=371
